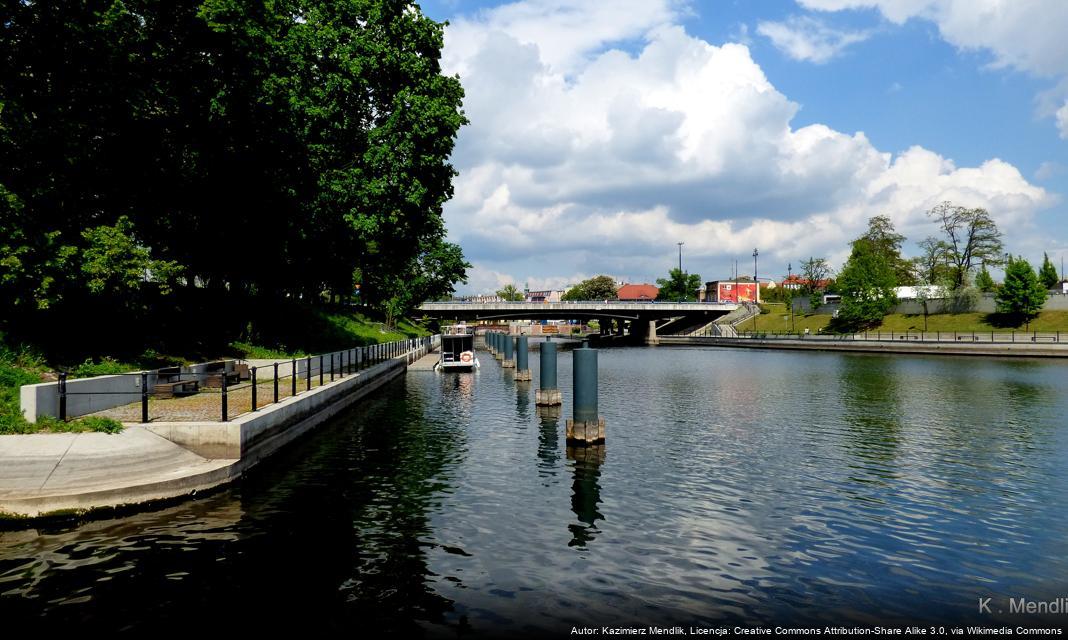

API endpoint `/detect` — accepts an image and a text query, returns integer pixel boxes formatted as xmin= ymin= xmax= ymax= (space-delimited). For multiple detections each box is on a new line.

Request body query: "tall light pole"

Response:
xmin=677 ymin=242 xmax=685 ymax=302
xmin=752 ymin=248 xmax=759 ymax=332
xmin=788 ymin=262 xmax=794 ymax=334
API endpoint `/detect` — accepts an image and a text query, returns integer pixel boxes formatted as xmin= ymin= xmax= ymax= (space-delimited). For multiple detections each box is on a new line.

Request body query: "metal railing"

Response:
xmin=686 ymin=328 xmax=1064 ymax=344
xmin=57 ymin=335 xmax=439 ymax=424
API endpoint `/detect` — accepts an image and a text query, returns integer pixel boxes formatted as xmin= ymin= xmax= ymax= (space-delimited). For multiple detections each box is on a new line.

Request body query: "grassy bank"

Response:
xmin=1 ymin=306 xmax=429 ymax=434
xmin=734 ymin=304 xmax=1068 ymax=335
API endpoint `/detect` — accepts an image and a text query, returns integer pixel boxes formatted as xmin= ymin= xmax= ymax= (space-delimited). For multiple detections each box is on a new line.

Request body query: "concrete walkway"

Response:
xmin=0 ymin=428 xmax=236 ymax=517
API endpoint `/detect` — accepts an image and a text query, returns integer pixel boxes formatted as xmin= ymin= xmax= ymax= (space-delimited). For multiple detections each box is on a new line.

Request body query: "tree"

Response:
xmin=496 ymin=284 xmax=524 ymax=301
xmin=1039 ymin=252 xmax=1059 ymax=290
xmin=562 ymin=276 xmax=618 ymax=301
xmin=860 ymin=215 xmax=915 ymax=286
xmin=926 ymin=202 xmax=1004 ymax=289
xmin=996 ymin=256 xmax=1047 ymax=329
xmin=975 ymin=264 xmax=996 ymax=293
xmin=912 ymin=236 xmax=953 ymax=285
xmin=833 ymin=238 xmax=897 ymax=332
xmin=655 ymin=268 xmax=702 ymax=302
xmin=799 ymin=256 xmax=832 ymax=308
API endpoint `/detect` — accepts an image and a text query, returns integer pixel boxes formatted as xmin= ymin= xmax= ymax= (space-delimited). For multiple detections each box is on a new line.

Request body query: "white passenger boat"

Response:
xmin=436 ymin=325 xmax=479 ymax=372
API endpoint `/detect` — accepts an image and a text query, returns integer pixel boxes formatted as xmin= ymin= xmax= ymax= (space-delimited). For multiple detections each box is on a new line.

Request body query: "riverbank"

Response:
xmin=0 ymin=341 xmax=433 ymax=521
xmin=659 ymin=334 xmax=1068 ymax=357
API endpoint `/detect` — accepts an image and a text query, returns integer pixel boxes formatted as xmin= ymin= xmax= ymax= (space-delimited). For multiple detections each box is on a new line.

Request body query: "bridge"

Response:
xmin=417 ymin=301 xmax=741 ymax=344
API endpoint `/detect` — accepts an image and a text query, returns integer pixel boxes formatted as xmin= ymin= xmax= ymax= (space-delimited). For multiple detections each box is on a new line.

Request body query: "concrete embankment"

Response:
xmin=0 ymin=344 xmax=430 ymax=521
xmin=659 ymin=335 xmax=1068 ymax=358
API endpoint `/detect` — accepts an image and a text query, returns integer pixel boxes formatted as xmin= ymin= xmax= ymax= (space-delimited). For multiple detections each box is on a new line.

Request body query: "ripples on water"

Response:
xmin=2 ymin=346 xmax=1068 ymax=633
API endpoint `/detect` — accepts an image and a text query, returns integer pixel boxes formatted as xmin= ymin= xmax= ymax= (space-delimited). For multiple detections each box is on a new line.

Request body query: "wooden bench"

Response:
xmin=202 ymin=370 xmax=240 ymax=388
xmin=153 ymin=379 xmax=200 ymax=398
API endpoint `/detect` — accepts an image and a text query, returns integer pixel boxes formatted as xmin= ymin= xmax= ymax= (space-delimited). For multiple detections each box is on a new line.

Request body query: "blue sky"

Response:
xmin=418 ymin=0 xmax=1068 ymax=292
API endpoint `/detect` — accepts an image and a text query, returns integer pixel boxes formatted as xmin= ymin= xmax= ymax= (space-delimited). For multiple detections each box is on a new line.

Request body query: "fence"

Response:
xmin=721 ymin=329 xmax=1064 ymax=343
xmin=53 ymin=336 xmax=439 ymax=424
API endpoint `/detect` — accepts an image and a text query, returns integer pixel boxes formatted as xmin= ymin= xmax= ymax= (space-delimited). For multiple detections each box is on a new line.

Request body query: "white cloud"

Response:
xmin=442 ymin=1 xmax=1053 ymax=293
xmin=1036 ymin=160 xmax=1067 ymax=181
xmin=756 ymin=15 xmax=871 ymax=63
xmin=799 ymin=0 xmax=1068 ymax=134
xmin=1057 ymin=101 xmax=1068 ymax=139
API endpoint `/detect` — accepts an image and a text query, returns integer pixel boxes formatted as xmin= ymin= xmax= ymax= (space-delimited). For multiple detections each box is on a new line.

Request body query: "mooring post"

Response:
xmin=567 ymin=342 xmax=604 ymax=445
xmin=502 ymin=332 xmax=516 ymax=368
xmin=515 ymin=335 xmax=531 ymax=380
xmin=536 ymin=340 xmax=561 ymax=406
xmin=495 ymin=332 xmax=505 ymax=361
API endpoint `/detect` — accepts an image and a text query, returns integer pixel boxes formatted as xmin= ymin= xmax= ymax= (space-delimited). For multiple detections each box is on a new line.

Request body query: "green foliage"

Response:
xmin=69 ymin=357 xmax=136 ymax=379
xmin=832 ymin=238 xmax=898 ymax=332
xmin=496 ymin=284 xmax=524 ymax=301
xmin=996 ymin=256 xmax=1048 ymax=324
xmin=860 ymin=215 xmax=914 ymax=286
xmin=0 ymin=0 xmax=467 ymax=339
xmin=655 ymin=268 xmax=702 ymax=302
xmin=975 ymin=265 xmax=997 ymax=293
xmin=562 ymin=276 xmax=618 ymax=301
xmin=926 ymin=202 xmax=1004 ymax=289
xmin=798 ymin=257 xmax=832 ymax=295
xmin=1039 ymin=252 xmax=1060 ymax=290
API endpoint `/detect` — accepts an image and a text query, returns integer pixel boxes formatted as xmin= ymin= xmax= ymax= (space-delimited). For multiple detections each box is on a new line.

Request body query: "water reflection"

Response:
xmin=536 ymin=405 xmax=561 ymax=479
xmin=567 ymin=444 xmax=605 ymax=548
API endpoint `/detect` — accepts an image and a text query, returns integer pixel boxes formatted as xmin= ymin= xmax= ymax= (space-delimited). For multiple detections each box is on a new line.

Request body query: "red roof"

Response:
xmin=617 ymin=283 xmax=659 ymax=300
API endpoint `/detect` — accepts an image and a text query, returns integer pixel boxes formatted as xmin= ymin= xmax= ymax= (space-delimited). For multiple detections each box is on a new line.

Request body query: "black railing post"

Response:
xmin=273 ymin=362 xmax=279 ymax=404
xmin=306 ymin=356 xmax=312 ymax=391
xmin=319 ymin=354 xmax=324 ymax=385
xmin=291 ymin=359 xmax=297 ymax=396
xmin=251 ymin=366 xmax=258 ymax=411
xmin=221 ymin=371 xmax=229 ymax=422
xmin=58 ymin=372 xmax=68 ymax=422
xmin=330 ymin=353 xmax=335 ymax=381
xmin=140 ymin=371 xmax=148 ymax=423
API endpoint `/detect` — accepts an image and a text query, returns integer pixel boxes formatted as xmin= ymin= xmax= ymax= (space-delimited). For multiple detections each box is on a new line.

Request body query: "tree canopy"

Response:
xmin=0 ymin=0 xmax=468 ymax=341
xmin=562 ymin=276 xmax=618 ymax=301
xmin=926 ymin=202 xmax=1004 ymax=289
xmin=996 ymin=256 xmax=1047 ymax=326
xmin=496 ymin=284 xmax=524 ymax=301
xmin=1039 ymin=252 xmax=1060 ymax=290
xmin=859 ymin=215 xmax=914 ymax=286
xmin=655 ymin=268 xmax=701 ymax=302
xmin=833 ymin=237 xmax=897 ymax=332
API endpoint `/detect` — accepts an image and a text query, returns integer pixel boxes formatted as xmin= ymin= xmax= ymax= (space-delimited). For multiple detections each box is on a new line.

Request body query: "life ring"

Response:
xmin=460 ymin=353 xmax=472 ymax=363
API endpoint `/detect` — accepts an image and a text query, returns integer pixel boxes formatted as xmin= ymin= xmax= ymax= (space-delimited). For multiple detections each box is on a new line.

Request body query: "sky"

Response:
xmin=417 ymin=0 xmax=1068 ymax=294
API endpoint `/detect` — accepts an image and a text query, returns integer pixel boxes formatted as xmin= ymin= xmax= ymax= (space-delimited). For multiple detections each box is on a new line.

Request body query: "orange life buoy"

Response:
xmin=460 ymin=352 xmax=472 ymax=362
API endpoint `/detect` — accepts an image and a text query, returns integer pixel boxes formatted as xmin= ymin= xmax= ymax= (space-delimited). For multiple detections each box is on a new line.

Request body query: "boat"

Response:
xmin=436 ymin=324 xmax=479 ymax=372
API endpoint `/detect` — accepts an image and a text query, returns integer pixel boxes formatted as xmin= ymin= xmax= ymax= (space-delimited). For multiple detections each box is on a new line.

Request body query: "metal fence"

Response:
xmin=720 ymin=329 xmax=1064 ymax=343
xmin=57 ymin=336 xmax=439 ymax=424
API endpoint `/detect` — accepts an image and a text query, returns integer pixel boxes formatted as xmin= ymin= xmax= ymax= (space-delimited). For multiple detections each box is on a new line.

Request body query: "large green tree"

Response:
xmin=655 ymin=268 xmax=702 ymax=302
xmin=562 ymin=276 xmax=618 ymax=301
xmin=859 ymin=215 xmax=914 ymax=286
xmin=996 ymin=256 xmax=1047 ymax=328
xmin=0 ymin=0 xmax=467 ymax=342
xmin=926 ymin=202 xmax=1004 ymax=289
xmin=833 ymin=237 xmax=898 ymax=331
xmin=1039 ymin=252 xmax=1060 ymax=290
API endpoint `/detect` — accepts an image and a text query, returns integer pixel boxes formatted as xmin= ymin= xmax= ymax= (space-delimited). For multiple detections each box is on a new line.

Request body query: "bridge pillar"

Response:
xmin=615 ymin=319 xmax=624 ymax=336
xmin=645 ymin=320 xmax=659 ymax=345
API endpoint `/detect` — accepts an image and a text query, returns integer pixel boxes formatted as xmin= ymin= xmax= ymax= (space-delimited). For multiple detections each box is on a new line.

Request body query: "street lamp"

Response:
xmin=752 ymin=248 xmax=759 ymax=333
xmin=677 ymin=242 xmax=685 ymax=302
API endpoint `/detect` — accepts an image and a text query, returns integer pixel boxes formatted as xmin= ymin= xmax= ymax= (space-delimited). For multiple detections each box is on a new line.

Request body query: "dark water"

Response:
xmin=3 ymin=346 xmax=1068 ymax=634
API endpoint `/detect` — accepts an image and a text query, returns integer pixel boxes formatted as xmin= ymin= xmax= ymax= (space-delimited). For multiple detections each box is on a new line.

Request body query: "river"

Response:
xmin=2 ymin=345 xmax=1067 ymax=634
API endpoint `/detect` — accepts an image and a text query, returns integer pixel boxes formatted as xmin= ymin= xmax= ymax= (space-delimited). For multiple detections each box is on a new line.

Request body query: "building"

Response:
xmin=703 ymin=279 xmax=760 ymax=303
xmin=781 ymin=275 xmax=832 ymax=290
xmin=525 ymin=289 xmax=565 ymax=303
xmin=616 ymin=283 xmax=659 ymax=301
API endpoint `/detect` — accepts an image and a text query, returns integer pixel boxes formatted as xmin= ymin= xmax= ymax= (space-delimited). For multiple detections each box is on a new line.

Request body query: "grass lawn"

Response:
xmin=735 ymin=303 xmax=832 ymax=334
xmin=733 ymin=305 xmax=1068 ymax=335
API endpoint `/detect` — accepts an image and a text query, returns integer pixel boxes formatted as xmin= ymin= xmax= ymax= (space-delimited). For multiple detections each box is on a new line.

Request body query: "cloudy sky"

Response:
xmin=418 ymin=0 xmax=1068 ymax=294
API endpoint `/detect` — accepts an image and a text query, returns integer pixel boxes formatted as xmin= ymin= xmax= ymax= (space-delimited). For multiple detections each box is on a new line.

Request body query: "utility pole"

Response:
xmin=677 ymin=242 xmax=684 ymax=302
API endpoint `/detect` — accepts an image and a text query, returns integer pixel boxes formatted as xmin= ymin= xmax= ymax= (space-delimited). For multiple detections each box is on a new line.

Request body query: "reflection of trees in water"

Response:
xmin=228 ymin=378 xmax=469 ymax=634
xmin=567 ymin=445 xmax=605 ymax=548
xmin=837 ymin=355 xmax=902 ymax=475
xmin=537 ymin=406 xmax=561 ymax=479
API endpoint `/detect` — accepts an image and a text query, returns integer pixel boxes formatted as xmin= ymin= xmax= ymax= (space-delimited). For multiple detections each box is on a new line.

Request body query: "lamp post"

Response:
xmin=788 ymin=262 xmax=794 ymax=334
xmin=677 ymin=242 xmax=685 ymax=303
xmin=752 ymin=248 xmax=759 ymax=332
